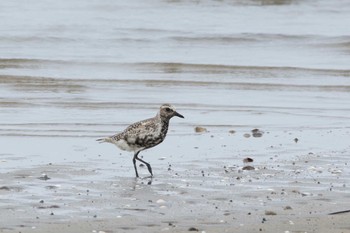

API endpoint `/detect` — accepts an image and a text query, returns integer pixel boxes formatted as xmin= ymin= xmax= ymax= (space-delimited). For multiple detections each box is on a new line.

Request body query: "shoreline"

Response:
xmin=1 ymin=128 xmax=349 ymax=233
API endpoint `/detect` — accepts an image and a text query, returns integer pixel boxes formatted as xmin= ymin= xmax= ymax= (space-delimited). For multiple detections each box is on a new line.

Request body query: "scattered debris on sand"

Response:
xmin=243 ymin=157 xmax=254 ymax=163
xmin=252 ymin=129 xmax=264 ymax=138
xmin=195 ymin=126 xmax=207 ymax=133
xmin=242 ymin=165 xmax=255 ymax=171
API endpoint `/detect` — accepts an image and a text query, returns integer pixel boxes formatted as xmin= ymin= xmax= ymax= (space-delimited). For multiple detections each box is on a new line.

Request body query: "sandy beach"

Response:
xmin=1 ymin=0 xmax=350 ymax=232
xmin=1 ymin=128 xmax=350 ymax=233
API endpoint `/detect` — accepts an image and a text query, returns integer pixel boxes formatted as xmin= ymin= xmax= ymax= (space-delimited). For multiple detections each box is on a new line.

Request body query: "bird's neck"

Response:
xmin=160 ymin=119 xmax=169 ymax=135
xmin=156 ymin=114 xmax=170 ymax=134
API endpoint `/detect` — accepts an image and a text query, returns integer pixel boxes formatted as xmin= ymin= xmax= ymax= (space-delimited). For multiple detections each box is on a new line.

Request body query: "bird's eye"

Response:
xmin=165 ymin=107 xmax=171 ymax=112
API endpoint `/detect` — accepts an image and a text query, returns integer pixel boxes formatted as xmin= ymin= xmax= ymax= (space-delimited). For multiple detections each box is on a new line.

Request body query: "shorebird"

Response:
xmin=97 ymin=104 xmax=184 ymax=178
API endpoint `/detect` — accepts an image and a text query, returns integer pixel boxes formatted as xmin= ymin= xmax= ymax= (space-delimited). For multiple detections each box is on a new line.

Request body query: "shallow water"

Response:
xmin=1 ymin=1 xmax=350 ymax=136
xmin=1 ymin=0 xmax=350 ymax=232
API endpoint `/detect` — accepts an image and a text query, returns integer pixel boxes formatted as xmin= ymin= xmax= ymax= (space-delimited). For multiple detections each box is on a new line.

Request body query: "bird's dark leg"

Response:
xmin=135 ymin=152 xmax=153 ymax=177
xmin=133 ymin=152 xmax=140 ymax=178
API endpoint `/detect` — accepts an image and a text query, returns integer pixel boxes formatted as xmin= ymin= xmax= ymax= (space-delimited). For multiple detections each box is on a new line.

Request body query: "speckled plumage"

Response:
xmin=97 ymin=104 xmax=184 ymax=177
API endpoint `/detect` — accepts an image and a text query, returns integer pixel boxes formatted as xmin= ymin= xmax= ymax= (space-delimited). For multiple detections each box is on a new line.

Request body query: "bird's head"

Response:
xmin=159 ymin=104 xmax=184 ymax=120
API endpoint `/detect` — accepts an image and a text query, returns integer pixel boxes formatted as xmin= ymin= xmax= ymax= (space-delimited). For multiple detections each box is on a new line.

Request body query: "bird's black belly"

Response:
xmin=135 ymin=135 xmax=164 ymax=149
xmin=134 ymin=121 xmax=169 ymax=149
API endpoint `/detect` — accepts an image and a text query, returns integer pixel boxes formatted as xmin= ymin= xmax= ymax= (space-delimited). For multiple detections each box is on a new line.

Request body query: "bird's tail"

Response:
xmin=96 ymin=137 xmax=113 ymax=143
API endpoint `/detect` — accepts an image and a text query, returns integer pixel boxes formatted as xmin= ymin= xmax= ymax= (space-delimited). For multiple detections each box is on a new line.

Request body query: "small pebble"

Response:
xmin=301 ymin=192 xmax=311 ymax=196
xmin=265 ymin=210 xmax=277 ymax=215
xmin=195 ymin=126 xmax=207 ymax=133
xmin=242 ymin=166 xmax=255 ymax=171
xmin=252 ymin=128 xmax=264 ymax=137
xmin=156 ymin=199 xmax=166 ymax=204
xmin=38 ymin=174 xmax=51 ymax=181
xmin=188 ymin=227 xmax=199 ymax=231
xmin=243 ymin=157 xmax=254 ymax=163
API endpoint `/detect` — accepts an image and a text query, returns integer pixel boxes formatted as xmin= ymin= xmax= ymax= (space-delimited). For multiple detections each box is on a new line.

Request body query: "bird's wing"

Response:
xmin=123 ymin=118 xmax=157 ymax=135
xmin=107 ymin=118 xmax=159 ymax=144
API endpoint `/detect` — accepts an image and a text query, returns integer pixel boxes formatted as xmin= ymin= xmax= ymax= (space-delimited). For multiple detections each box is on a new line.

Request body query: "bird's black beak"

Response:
xmin=174 ymin=111 xmax=184 ymax=118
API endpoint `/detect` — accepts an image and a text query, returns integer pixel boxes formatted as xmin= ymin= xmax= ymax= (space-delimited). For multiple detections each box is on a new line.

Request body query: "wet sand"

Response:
xmin=1 ymin=128 xmax=349 ymax=233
